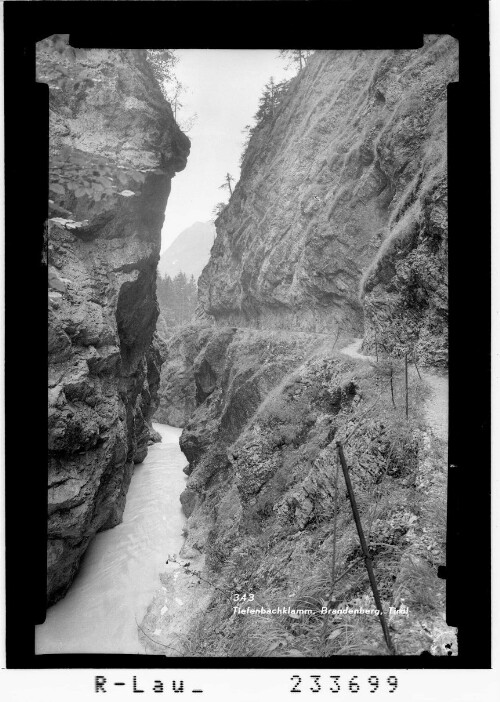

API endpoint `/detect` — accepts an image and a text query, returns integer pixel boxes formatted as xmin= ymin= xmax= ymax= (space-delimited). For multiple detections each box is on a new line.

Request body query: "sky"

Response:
xmin=160 ymin=50 xmax=290 ymax=252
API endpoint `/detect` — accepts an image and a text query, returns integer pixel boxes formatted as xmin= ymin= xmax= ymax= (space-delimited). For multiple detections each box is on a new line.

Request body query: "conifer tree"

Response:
xmin=219 ymin=172 xmax=235 ymax=197
xmin=279 ymin=49 xmax=313 ymax=73
xmin=156 ymin=271 xmax=197 ymax=326
xmin=254 ymin=77 xmax=290 ymax=125
xmin=211 ymin=202 xmax=226 ymax=220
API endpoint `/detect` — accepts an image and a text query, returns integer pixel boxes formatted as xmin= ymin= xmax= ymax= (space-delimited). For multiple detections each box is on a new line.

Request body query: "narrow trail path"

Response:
xmin=340 ymin=338 xmax=448 ymax=441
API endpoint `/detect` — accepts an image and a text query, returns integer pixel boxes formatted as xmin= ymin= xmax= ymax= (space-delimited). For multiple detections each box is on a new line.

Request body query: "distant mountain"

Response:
xmin=159 ymin=221 xmax=215 ymax=281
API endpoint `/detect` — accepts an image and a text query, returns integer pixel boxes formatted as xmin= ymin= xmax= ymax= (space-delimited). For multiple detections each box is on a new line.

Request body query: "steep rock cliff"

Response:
xmin=147 ymin=325 xmax=454 ymax=656
xmin=40 ymin=35 xmax=190 ymax=605
xmin=199 ymin=36 xmax=457 ymax=365
xmin=146 ymin=38 xmax=458 ymax=656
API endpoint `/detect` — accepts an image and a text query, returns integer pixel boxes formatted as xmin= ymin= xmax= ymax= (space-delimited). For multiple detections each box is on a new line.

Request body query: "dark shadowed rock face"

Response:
xmin=171 ymin=326 xmax=324 ymax=513
xmin=154 ymin=324 xmax=238 ymax=428
xmin=199 ymin=36 xmax=457 ymax=364
xmin=154 ymin=325 xmax=215 ymax=428
xmin=41 ymin=36 xmax=190 ymax=605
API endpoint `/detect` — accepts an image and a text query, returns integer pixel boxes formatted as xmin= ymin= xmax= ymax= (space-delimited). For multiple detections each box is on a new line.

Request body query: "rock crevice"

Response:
xmin=42 ymin=36 xmax=190 ymax=605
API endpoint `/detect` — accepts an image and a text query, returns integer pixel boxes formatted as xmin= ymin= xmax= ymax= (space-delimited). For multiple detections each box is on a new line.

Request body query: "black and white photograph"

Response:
xmin=1 ymin=0 xmax=493 ymax=697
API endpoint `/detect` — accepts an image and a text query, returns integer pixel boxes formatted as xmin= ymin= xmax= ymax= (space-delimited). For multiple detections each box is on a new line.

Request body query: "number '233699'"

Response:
xmin=290 ymin=675 xmax=399 ymax=694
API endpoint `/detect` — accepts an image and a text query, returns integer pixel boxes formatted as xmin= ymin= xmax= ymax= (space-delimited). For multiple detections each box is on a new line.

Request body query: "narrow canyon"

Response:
xmin=41 ymin=35 xmax=458 ymax=658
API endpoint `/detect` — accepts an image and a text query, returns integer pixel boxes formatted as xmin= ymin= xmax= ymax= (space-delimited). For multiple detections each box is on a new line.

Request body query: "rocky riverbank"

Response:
xmin=42 ymin=35 xmax=190 ymax=605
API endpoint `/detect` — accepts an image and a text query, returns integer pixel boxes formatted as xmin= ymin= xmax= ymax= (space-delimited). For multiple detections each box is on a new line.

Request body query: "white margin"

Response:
xmin=0 ymin=10 xmax=498 ymax=701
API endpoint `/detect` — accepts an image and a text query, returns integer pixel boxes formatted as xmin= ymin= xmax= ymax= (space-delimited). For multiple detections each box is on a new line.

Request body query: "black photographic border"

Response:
xmin=3 ymin=0 xmax=491 ymax=670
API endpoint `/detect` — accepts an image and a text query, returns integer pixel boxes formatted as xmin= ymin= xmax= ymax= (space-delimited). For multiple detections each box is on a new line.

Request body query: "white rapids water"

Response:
xmin=36 ymin=423 xmax=187 ymax=654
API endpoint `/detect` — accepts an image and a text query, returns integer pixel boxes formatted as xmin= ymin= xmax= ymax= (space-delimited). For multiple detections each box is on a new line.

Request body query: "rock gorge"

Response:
xmin=41 ymin=32 xmax=458 ymax=655
xmin=42 ymin=36 xmax=190 ymax=605
xmin=149 ymin=37 xmax=457 ymax=656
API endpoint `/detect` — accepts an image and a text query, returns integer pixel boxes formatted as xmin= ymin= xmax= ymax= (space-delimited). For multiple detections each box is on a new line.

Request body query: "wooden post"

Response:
xmin=389 ymin=364 xmax=396 ymax=409
xmin=336 ymin=442 xmax=396 ymax=655
xmin=331 ymin=459 xmax=340 ymax=589
xmin=322 ymin=459 xmax=340 ymax=657
xmin=405 ymin=352 xmax=409 ymax=420
xmin=413 ymin=352 xmax=422 ymax=380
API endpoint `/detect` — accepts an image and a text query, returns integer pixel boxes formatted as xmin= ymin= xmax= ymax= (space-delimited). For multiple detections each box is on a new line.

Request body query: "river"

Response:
xmin=36 ymin=423 xmax=187 ymax=654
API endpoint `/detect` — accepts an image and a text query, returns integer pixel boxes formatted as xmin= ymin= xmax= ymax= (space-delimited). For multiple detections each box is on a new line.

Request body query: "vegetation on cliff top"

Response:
xmin=39 ymin=38 xmax=189 ymax=217
xmin=200 ymin=38 xmax=456 ymax=360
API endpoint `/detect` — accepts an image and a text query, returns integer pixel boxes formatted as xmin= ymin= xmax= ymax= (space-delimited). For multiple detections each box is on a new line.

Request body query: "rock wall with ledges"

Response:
xmin=199 ymin=36 xmax=457 ymax=365
xmin=41 ymin=35 xmax=190 ymax=605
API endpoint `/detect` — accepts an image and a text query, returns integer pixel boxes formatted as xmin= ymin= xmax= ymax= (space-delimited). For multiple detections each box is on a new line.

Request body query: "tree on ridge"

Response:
xmin=279 ymin=49 xmax=314 ymax=73
xmin=219 ymin=172 xmax=235 ymax=197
